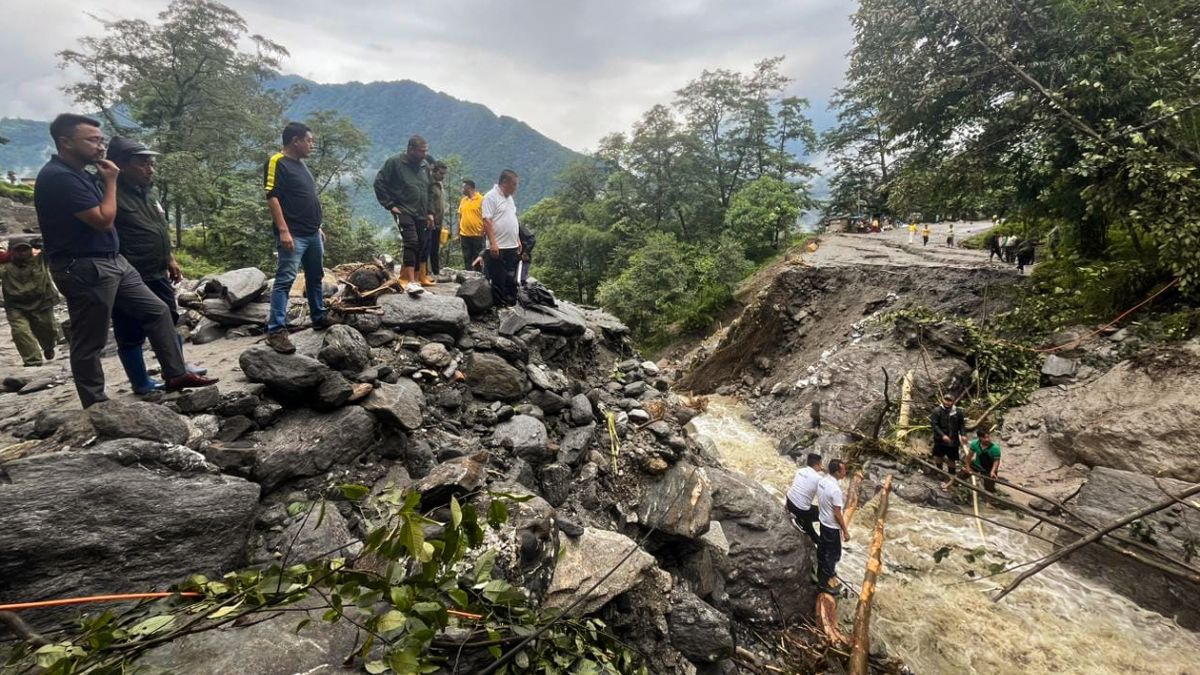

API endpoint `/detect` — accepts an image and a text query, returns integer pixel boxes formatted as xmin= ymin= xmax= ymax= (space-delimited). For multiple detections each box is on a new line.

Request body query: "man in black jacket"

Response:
xmin=930 ymin=394 xmax=965 ymax=489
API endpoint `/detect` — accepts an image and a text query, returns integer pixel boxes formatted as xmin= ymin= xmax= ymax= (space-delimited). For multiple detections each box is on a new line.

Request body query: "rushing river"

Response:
xmin=691 ymin=395 xmax=1200 ymax=675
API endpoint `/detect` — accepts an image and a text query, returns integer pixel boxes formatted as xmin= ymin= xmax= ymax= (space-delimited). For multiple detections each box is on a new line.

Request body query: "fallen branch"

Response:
xmin=993 ymin=482 xmax=1200 ymax=601
xmin=849 ymin=475 xmax=893 ymax=675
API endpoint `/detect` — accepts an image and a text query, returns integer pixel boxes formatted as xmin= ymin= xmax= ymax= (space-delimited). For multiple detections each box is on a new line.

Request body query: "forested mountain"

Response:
xmin=0 ymin=76 xmax=585 ymax=224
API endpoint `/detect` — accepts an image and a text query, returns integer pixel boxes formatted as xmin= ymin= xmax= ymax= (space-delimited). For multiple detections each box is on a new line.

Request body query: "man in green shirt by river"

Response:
xmin=0 ymin=238 xmax=59 ymax=367
xmin=968 ymin=428 xmax=1002 ymax=493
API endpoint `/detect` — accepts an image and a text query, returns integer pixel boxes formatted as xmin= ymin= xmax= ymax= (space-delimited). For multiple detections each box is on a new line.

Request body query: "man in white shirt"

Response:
xmin=816 ymin=459 xmax=851 ymax=592
xmin=481 ymin=168 xmax=521 ymax=306
xmin=785 ymin=453 xmax=824 ymax=544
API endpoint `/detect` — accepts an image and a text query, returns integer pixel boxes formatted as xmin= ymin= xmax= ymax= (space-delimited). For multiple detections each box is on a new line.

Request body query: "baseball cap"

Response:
xmin=107 ymin=137 xmax=161 ymax=162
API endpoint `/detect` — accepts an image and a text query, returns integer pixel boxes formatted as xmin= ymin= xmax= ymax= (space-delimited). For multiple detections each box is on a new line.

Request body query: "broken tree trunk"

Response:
xmin=843 ymin=473 xmax=865 ymax=525
xmin=993 ymin=481 xmax=1200 ymax=602
xmin=849 ymin=475 xmax=893 ymax=675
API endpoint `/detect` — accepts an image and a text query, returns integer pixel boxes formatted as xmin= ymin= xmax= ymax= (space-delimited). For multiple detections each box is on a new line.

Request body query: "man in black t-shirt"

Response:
xmin=34 ymin=113 xmax=218 ymax=407
xmin=263 ymin=122 xmax=334 ymax=354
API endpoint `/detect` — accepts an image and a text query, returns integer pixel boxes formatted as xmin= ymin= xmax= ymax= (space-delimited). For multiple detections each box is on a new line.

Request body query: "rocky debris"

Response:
xmin=190 ymin=318 xmax=226 ymax=345
xmin=638 ymin=462 xmax=713 ymax=539
xmin=1041 ymin=354 xmax=1078 ymax=384
xmin=456 ymin=276 xmax=494 ymax=315
xmin=557 ymin=422 xmax=596 ymax=466
xmin=499 ymin=302 xmax=588 ymax=337
xmin=238 ymin=347 xmax=330 ymax=403
xmin=206 ymin=267 xmax=268 ymax=309
xmin=0 ymin=440 xmax=259 ymax=627
xmin=88 ymin=400 xmax=190 ymax=445
xmin=1061 ymin=467 xmax=1200 ymax=629
xmin=361 ymin=378 xmax=425 ymax=431
xmin=545 ymin=527 xmax=656 ymax=615
xmin=412 ymin=456 xmax=486 ymax=508
xmin=277 ymin=506 xmax=361 ymax=562
xmin=173 ymin=386 xmax=222 ymax=414
xmin=318 ymin=324 xmax=371 ymax=373
xmin=466 ymin=352 xmax=528 ymax=402
xmin=492 ymin=415 xmax=550 ymax=463
xmin=200 ymin=298 xmax=271 ymax=327
xmin=668 ymin=588 xmax=735 ymax=663
xmin=418 ymin=342 xmax=452 ymax=369
xmin=250 ymin=406 xmax=378 ymax=492
xmin=379 ymin=293 xmax=470 ymax=336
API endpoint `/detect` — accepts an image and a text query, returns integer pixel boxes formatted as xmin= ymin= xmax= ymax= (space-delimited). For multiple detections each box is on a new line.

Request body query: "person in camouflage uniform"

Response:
xmin=0 ymin=239 xmax=59 ymax=367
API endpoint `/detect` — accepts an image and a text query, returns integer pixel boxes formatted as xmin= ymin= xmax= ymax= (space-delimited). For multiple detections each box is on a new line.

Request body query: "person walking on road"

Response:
xmin=263 ymin=122 xmax=335 ymax=354
xmin=34 ymin=113 xmax=216 ymax=407
xmin=968 ymin=428 xmax=1002 ymax=493
xmin=374 ymin=135 xmax=436 ymax=296
xmin=930 ymin=394 xmax=966 ymax=489
xmin=0 ymin=238 xmax=59 ymax=367
xmin=946 ymin=223 xmax=956 ymax=247
xmin=908 ymin=221 xmax=917 ymax=244
xmin=786 ymin=453 xmax=824 ymax=544
xmin=921 ymin=224 xmax=931 ymax=246
xmin=816 ymin=459 xmax=851 ymax=590
xmin=107 ymin=137 xmax=206 ymax=393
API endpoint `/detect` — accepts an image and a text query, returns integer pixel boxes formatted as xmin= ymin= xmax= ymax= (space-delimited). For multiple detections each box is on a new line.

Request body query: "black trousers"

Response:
xmin=396 ymin=216 xmax=420 ymax=268
xmin=50 ymin=254 xmax=185 ymax=407
xmin=485 ymin=248 xmax=520 ymax=306
xmin=816 ymin=525 xmax=843 ymax=590
xmin=462 ymin=236 xmax=485 ymax=270
xmin=112 ymin=275 xmax=179 ymax=349
xmin=425 ymin=226 xmax=442 ymax=274
xmin=786 ymin=500 xmax=820 ymax=544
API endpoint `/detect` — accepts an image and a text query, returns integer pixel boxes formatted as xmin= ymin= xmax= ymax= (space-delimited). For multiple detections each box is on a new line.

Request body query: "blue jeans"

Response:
xmin=267 ymin=232 xmax=326 ymax=333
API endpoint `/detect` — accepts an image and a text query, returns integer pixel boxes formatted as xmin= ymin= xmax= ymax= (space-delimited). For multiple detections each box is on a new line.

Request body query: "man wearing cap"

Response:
xmin=33 ymin=113 xmax=217 ymax=407
xmin=108 ymin=136 xmax=206 ymax=393
xmin=0 ymin=238 xmax=59 ymax=367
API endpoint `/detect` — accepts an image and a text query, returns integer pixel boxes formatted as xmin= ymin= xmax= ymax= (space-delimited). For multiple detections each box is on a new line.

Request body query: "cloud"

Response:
xmin=0 ymin=0 xmax=854 ymax=149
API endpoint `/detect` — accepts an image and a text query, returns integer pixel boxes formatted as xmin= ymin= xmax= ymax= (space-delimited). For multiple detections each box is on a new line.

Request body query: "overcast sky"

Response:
xmin=0 ymin=0 xmax=855 ymax=151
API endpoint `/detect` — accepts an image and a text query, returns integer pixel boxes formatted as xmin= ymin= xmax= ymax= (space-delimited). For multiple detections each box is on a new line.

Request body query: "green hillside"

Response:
xmin=0 ymin=118 xmax=54 ymax=176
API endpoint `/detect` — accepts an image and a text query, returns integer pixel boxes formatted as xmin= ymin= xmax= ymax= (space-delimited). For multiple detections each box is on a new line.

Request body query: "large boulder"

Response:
xmin=456 ymin=276 xmax=494 ymax=316
xmin=379 ymin=293 xmax=470 ymax=336
xmin=466 ymin=352 xmax=528 ymax=402
xmin=638 ymin=462 xmax=713 ymax=539
xmin=545 ymin=527 xmax=656 ymax=615
xmin=88 ymin=400 xmax=190 ymax=444
xmin=1043 ymin=342 xmax=1200 ymax=481
xmin=278 ymin=507 xmax=361 ymax=562
xmin=668 ymin=588 xmax=735 ymax=664
xmin=201 ymin=298 xmax=271 ymax=327
xmin=708 ymin=468 xmax=815 ymax=626
xmin=250 ymin=407 xmax=378 ymax=492
xmin=239 ymin=347 xmax=328 ymax=402
xmin=207 ymin=267 xmax=268 ymax=309
xmin=492 ymin=415 xmax=550 ymax=463
xmin=0 ymin=440 xmax=259 ymax=627
xmin=318 ymin=324 xmax=371 ymax=373
xmin=498 ymin=302 xmax=587 ymax=337
xmin=361 ymin=379 xmax=425 ymax=431
xmin=1060 ymin=467 xmax=1200 ymax=629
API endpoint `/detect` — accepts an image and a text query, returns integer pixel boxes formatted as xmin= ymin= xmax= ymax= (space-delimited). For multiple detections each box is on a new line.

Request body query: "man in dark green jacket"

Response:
xmin=108 ymin=137 xmax=205 ymax=394
xmin=373 ymin=135 xmax=435 ymax=296
xmin=0 ymin=239 xmax=59 ymax=366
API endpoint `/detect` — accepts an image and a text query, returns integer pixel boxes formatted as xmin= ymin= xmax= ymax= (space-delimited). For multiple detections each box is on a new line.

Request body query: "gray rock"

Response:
xmin=361 ymin=379 xmax=426 ymax=431
xmin=1041 ymin=354 xmax=1078 ymax=378
xmin=238 ymin=347 xmax=328 ymax=402
xmin=412 ymin=456 xmax=487 ymax=508
xmin=646 ymin=420 xmax=672 ymax=439
xmin=669 ymin=588 xmax=734 ymax=663
xmin=201 ymin=298 xmax=271 ymax=326
xmin=493 ymin=415 xmax=550 ymax=463
xmin=174 ymin=386 xmax=222 ymax=414
xmin=278 ymin=506 xmax=360 ymax=561
xmin=215 ymin=391 xmax=261 ymax=418
xmin=0 ymin=441 xmax=259 ymax=627
xmin=456 ymin=276 xmax=494 ymax=315
xmin=419 ymin=342 xmax=453 ymax=369
xmin=629 ymin=408 xmax=651 ymax=425
xmin=528 ymin=388 xmax=568 ymax=413
xmin=624 ymin=381 xmax=647 ymax=397
xmin=379 ymin=293 xmax=470 ymax=336
xmin=250 ymin=407 xmax=378 ymax=492
xmin=557 ymin=423 xmax=596 ymax=466
xmin=207 ymin=267 xmax=267 ymax=309
xmin=318 ymin=324 xmax=371 ymax=372
xmin=314 ymin=370 xmax=354 ymax=409
xmin=190 ymin=318 xmax=226 ymax=345
xmin=365 ymin=329 xmax=397 ymax=347
xmin=215 ymin=416 xmax=256 ymax=443
xmin=498 ymin=302 xmax=588 ymax=337
xmin=466 ymin=352 xmax=528 ymax=402
xmin=638 ymin=462 xmax=713 ymax=539
xmin=526 ymin=364 xmax=570 ymax=392
xmin=545 ymin=528 xmax=655 ymax=615
xmin=88 ymin=400 xmax=190 ymax=445
xmin=569 ymin=394 xmax=594 ymax=425
xmin=342 ymin=311 xmax=383 ymax=335
xmin=539 ymin=463 xmax=572 ymax=507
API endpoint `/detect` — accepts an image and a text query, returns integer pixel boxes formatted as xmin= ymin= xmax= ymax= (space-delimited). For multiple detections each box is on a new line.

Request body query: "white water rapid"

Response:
xmin=690 ymin=395 xmax=1200 ymax=675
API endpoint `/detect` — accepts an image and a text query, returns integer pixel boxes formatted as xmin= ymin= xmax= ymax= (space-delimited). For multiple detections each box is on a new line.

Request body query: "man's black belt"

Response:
xmin=49 ymin=251 xmax=119 ymax=263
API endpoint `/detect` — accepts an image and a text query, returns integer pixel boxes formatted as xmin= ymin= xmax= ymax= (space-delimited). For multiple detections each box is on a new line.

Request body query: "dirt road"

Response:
xmin=804 ymin=220 xmax=1004 ymax=269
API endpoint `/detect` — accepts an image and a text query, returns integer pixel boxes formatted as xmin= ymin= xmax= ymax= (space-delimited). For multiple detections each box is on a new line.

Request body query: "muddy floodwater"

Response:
xmin=691 ymin=395 xmax=1200 ymax=675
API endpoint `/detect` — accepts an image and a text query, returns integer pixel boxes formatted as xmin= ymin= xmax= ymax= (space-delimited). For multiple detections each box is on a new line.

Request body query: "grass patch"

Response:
xmin=0 ymin=182 xmax=34 ymax=203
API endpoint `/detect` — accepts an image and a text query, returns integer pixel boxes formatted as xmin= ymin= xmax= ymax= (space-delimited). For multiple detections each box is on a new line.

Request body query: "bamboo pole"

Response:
xmin=993 ymin=481 xmax=1200 ymax=601
xmin=843 ymin=473 xmax=865 ymax=525
xmin=849 ymin=475 xmax=893 ymax=675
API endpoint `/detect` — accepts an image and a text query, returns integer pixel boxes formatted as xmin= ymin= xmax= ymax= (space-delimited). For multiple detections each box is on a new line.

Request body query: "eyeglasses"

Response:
xmin=71 ymin=136 xmax=109 ymax=146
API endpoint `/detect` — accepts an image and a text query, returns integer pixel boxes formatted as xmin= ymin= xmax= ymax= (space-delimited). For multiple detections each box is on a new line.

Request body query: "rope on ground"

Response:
xmin=1009 ymin=277 xmax=1179 ymax=355
xmin=0 ymin=592 xmax=201 ymax=612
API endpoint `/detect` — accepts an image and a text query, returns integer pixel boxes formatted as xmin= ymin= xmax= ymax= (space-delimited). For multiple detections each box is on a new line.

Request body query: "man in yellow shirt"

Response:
xmin=908 ymin=221 xmax=917 ymax=244
xmin=457 ymin=179 xmax=485 ymax=270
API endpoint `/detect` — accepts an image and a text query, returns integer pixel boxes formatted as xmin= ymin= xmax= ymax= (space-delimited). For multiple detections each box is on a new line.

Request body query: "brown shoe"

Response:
xmin=165 ymin=371 xmax=220 ymax=391
xmin=418 ymin=263 xmax=437 ymax=287
xmin=265 ymin=330 xmax=296 ymax=354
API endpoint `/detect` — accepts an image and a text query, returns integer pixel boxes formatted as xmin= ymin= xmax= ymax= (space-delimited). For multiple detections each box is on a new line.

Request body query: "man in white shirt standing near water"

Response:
xmin=481 ymin=169 xmax=522 ymax=306
xmin=816 ymin=459 xmax=851 ymax=593
xmin=785 ymin=453 xmax=824 ymax=544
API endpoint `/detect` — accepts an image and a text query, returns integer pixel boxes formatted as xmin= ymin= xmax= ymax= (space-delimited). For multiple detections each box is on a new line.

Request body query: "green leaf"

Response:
xmin=207 ymin=601 xmax=243 ymax=619
xmin=294 ymin=618 xmax=311 ymax=634
xmin=365 ymin=660 xmax=390 ymax=674
xmin=129 ymin=614 xmax=176 ymax=636
xmin=339 ymin=483 xmax=371 ymax=501
xmin=450 ymin=496 xmax=463 ymax=529
xmin=448 ymin=589 xmax=469 ymax=609
xmin=377 ymin=609 xmax=407 ymax=633
xmin=473 ymin=549 xmax=498 ymax=583
xmin=389 ymin=647 xmax=421 ymax=674
xmin=488 ymin=498 xmax=509 ymax=529
xmin=400 ymin=516 xmax=430 ymax=562
xmin=287 ymin=501 xmax=307 ymax=518
xmin=515 ymin=650 xmax=530 ymax=669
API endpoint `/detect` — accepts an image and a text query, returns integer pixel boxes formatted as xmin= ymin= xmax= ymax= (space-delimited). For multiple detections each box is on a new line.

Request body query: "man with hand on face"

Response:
xmin=263 ymin=122 xmax=335 ymax=355
xmin=107 ymin=137 xmax=206 ymax=393
xmin=33 ymin=113 xmax=217 ymax=407
xmin=374 ymin=135 xmax=436 ymax=297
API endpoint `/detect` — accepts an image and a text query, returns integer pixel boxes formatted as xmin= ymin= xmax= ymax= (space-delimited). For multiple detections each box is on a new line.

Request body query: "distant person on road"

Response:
xmin=375 ymin=135 xmax=436 ymax=297
xmin=786 ymin=453 xmax=824 ymax=544
xmin=1003 ymin=235 xmax=1018 ymax=264
xmin=482 ymin=169 xmax=522 ymax=306
xmin=1017 ymin=237 xmax=1036 ymax=274
xmin=988 ymin=233 xmax=1003 ymax=261
xmin=1047 ymin=225 xmax=1061 ymax=258
xmin=263 ymin=122 xmax=336 ymax=355
xmin=108 ymin=137 xmax=206 ymax=392
xmin=946 ymin=223 xmax=956 ymax=247
xmin=458 ymin=179 xmax=485 ymax=270
xmin=816 ymin=459 xmax=851 ymax=590
xmin=930 ymin=394 xmax=966 ymax=489
xmin=921 ymin=224 xmax=931 ymax=246
xmin=34 ymin=113 xmax=216 ymax=407
xmin=0 ymin=238 xmax=59 ymax=367
xmin=968 ymin=428 xmax=1002 ymax=493
xmin=908 ymin=222 xmax=917 ymax=244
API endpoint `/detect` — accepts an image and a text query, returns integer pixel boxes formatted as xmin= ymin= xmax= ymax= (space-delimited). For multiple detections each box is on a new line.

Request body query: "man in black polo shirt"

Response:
xmin=108 ymin=136 xmax=207 ymax=394
xmin=34 ymin=113 xmax=218 ymax=407
xmin=263 ymin=122 xmax=333 ymax=354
